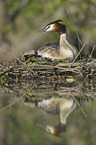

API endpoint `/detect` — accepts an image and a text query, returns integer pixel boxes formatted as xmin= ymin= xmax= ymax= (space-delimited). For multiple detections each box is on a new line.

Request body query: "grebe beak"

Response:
xmin=38 ymin=28 xmax=45 ymax=33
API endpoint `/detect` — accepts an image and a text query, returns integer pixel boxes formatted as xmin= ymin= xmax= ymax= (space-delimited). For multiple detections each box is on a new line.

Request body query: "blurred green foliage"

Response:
xmin=5 ymin=0 xmax=21 ymax=15
xmin=2 ymin=0 xmax=96 ymax=34
xmin=0 ymin=76 xmax=5 ymax=84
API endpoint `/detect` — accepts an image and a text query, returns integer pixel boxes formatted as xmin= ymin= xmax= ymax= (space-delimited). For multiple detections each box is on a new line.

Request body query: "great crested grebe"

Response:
xmin=37 ymin=19 xmax=78 ymax=60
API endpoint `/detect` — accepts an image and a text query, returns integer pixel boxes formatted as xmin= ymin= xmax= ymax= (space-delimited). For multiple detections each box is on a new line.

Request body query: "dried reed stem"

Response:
xmin=70 ymin=91 xmax=88 ymax=118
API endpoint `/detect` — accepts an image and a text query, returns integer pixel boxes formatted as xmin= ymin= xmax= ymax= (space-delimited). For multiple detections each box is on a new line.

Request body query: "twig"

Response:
xmin=68 ymin=43 xmax=86 ymax=68
xmin=86 ymin=59 xmax=96 ymax=66
xmin=70 ymin=91 xmax=88 ymax=118
xmin=81 ymin=47 xmax=96 ymax=77
xmin=0 ymin=66 xmax=15 ymax=77
xmin=87 ymin=45 xmax=96 ymax=63
xmin=66 ymin=8 xmax=82 ymax=45
xmin=85 ymin=93 xmax=96 ymax=100
xmin=1 ymin=49 xmax=24 ymax=64
xmin=86 ymin=95 xmax=95 ymax=112
xmin=0 ymin=98 xmax=20 ymax=111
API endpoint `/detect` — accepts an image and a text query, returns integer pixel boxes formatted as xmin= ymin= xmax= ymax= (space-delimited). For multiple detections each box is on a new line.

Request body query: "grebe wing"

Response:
xmin=45 ymin=42 xmax=59 ymax=48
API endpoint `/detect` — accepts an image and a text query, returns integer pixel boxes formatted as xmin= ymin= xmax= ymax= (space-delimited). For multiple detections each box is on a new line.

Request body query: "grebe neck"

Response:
xmin=59 ymin=33 xmax=75 ymax=58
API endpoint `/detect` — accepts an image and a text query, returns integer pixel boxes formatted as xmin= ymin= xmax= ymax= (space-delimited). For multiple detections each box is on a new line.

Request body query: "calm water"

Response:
xmin=0 ymin=78 xmax=96 ymax=145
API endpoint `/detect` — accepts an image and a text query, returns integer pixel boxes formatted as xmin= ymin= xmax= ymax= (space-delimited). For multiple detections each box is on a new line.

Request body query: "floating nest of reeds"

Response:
xmin=0 ymin=49 xmax=96 ymax=83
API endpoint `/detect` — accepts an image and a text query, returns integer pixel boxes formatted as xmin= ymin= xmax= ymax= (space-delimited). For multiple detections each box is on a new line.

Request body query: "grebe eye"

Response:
xmin=46 ymin=26 xmax=50 ymax=30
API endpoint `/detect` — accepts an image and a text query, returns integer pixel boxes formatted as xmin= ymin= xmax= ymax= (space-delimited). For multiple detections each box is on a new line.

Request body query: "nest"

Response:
xmin=0 ymin=51 xmax=96 ymax=81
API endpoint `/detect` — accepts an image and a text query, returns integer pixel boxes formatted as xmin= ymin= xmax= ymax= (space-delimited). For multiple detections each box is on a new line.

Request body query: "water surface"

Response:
xmin=0 ymin=78 xmax=96 ymax=145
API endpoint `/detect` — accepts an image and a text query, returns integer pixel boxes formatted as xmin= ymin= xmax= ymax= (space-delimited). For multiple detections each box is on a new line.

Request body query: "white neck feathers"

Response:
xmin=59 ymin=33 xmax=75 ymax=58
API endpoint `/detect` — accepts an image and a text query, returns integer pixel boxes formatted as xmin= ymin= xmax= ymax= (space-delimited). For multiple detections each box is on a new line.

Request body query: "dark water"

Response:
xmin=0 ymin=78 xmax=96 ymax=145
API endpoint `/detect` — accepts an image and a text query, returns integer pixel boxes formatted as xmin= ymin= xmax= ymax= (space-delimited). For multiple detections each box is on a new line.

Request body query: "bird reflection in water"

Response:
xmin=36 ymin=97 xmax=76 ymax=135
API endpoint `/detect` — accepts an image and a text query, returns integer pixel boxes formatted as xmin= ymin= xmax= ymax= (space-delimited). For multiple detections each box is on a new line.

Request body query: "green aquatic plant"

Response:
xmin=0 ymin=75 xmax=5 ymax=84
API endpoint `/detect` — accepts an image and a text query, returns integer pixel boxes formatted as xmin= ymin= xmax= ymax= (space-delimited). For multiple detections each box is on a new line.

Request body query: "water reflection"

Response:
xmin=0 ymin=78 xmax=96 ymax=144
xmin=3 ymin=77 xmax=96 ymax=99
xmin=36 ymin=97 xmax=76 ymax=135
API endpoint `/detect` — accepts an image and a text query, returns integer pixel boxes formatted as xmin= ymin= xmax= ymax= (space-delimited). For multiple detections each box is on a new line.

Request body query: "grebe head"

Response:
xmin=40 ymin=19 xmax=66 ymax=35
